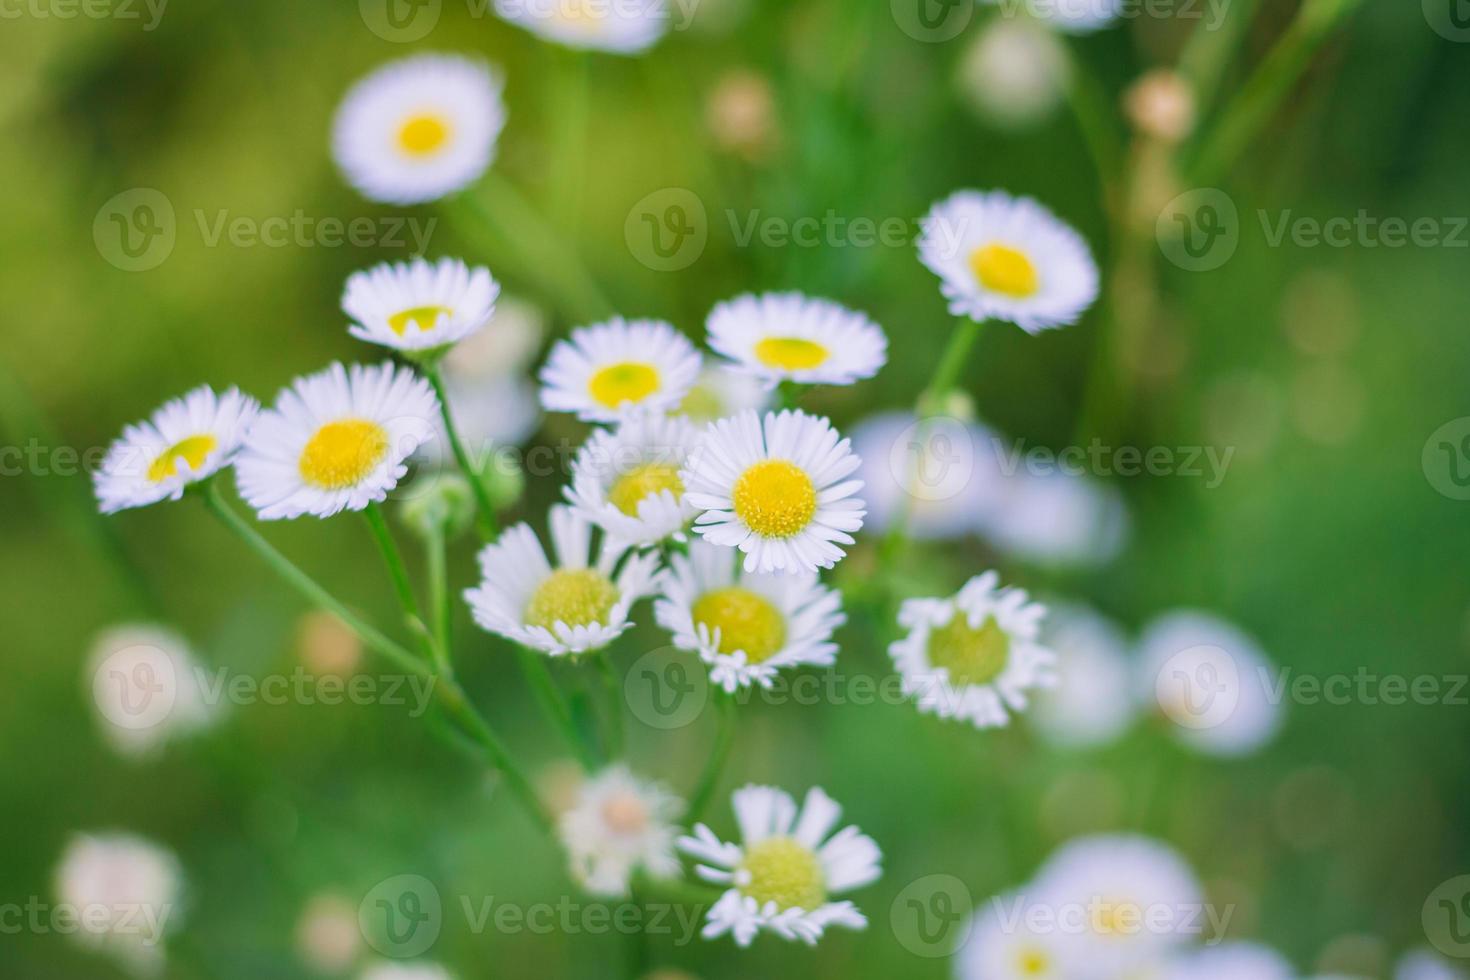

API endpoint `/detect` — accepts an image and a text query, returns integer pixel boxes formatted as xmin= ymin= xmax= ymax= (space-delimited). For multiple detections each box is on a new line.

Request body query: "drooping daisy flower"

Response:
xmin=705 ymin=292 xmax=888 ymax=389
xmin=86 ymin=624 xmax=216 ymax=758
xmin=682 ymin=410 xmax=865 ymax=575
xmin=55 ymin=832 xmax=183 ymax=977
xmin=493 ymin=0 xmax=670 ymax=55
xmin=1166 ymin=942 xmax=1295 ymax=980
xmin=917 ymin=190 xmax=1099 ymax=333
xmin=565 ymin=413 xmax=703 ymax=546
xmin=655 ymin=541 xmax=844 ymax=691
xmin=342 ymin=257 xmax=500 ymax=356
xmin=678 ymin=785 xmax=882 ymax=947
xmin=558 ymin=765 xmax=683 ymax=896
xmin=332 ymin=53 xmax=506 ymax=205
xmin=677 ymin=366 xmax=771 ymax=424
xmin=94 ymin=386 xmax=259 ymax=514
xmin=463 ymin=505 xmax=661 ymax=656
xmin=956 ymin=892 xmax=1074 ymax=980
xmin=1029 ymin=604 xmax=1136 ymax=749
xmin=539 ymin=318 xmax=701 ymax=423
xmin=889 ymin=571 xmax=1057 ymax=729
xmin=235 ymin=362 xmax=439 ymax=520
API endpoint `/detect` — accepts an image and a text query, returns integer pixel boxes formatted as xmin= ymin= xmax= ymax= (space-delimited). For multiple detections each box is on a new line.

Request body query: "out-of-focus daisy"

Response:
xmin=342 ymin=257 xmax=500 ymax=356
xmin=493 ymin=0 xmax=670 ymax=55
xmin=94 ymin=386 xmax=258 ymax=514
xmin=678 ymin=785 xmax=881 ymax=947
xmin=463 ymin=505 xmax=661 ymax=656
xmin=558 ymin=765 xmax=683 ymax=896
xmin=983 ymin=0 xmax=1124 ymax=34
xmin=236 ymin=363 xmax=438 ymax=520
xmin=358 ymin=964 xmax=454 ymax=980
xmin=678 ymin=366 xmax=771 ymax=424
xmin=1029 ymin=604 xmax=1136 ymax=749
xmin=565 ymin=413 xmax=702 ymax=546
xmin=295 ymin=894 xmax=362 ymax=976
xmin=956 ymin=892 xmax=1072 ymax=980
xmin=706 ymin=292 xmax=888 ymax=389
xmin=418 ymin=377 xmax=542 ymax=470
xmin=917 ymin=190 xmax=1099 ymax=333
xmin=332 ymin=53 xmax=506 ymax=205
xmin=960 ymin=19 xmax=1070 ymax=129
xmin=655 ymin=541 xmax=844 ymax=691
xmin=442 ymin=294 xmax=545 ymax=383
xmin=889 ymin=571 xmax=1056 ymax=729
xmin=982 ymin=468 xmax=1130 ymax=567
xmin=539 ymin=318 xmax=701 ymax=423
xmin=682 ymin=409 xmax=865 ymax=575
xmin=86 ymin=624 xmax=216 ymax=758
xmin=55 ymin=832 xmax=183 ymax=977
xmin=1166 ymin=942 xmax=1295 ymax=980
xmin=1396 ymin=948 xmax=1469 ymax=980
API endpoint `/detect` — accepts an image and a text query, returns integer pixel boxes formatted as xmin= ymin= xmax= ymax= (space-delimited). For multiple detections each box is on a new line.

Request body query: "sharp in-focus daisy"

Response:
xmin=677 ymin=366 xmax=771 ymax=424
xmin=655 ymin=541 xmax=844 ymax=692
xmin=956 ymin=892 xmax=1072 ymax=980
xmin=332 ymin=54 xmax=506 ymax=205
xmin=94 ymin=385 xmax=258 ymax=514
xmin=565 ymin=412 xmax=702 ymax=546
xmin=235 ymin=362 xmax=439 ymax=520
xmin=706 ymin=292 xmax=888 ymax=389
xmin=342 ymin=257 xmax=500 ymax=356
xmin=55 ymin=832 xmax=183 ymax=976
xmin=681 ymin=409 xmax=866 ymax=575
xmin=917 ymin=189 xmax=1099 ymax=333
xmin=463 ymin=505 xmax=661 ymax=656
xmin=678 ymin=785 xmax=882 ymax=947
xmin=493 ymin=0 xmax=670 ymax=55
xmin=889 ymin=571 xmax=1057 ymax=729
xmin=539 ymin=318 xmax=701 ymax=423
xmin=558 ymin=765 xmax=683 ymax=896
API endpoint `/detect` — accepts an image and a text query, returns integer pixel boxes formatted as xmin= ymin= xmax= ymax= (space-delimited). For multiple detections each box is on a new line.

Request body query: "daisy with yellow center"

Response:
xmin=706 ymin=292 xmax=888 ymax=389
xmin=565 ymin=413 xmax=702 ymax=546
xmin=655 ymin=541 xmax=844 ymax=692
xmin=463 ymin=505 xmax=660 ymax=656
xmin=492 ymin=0 xmax=670 ymax=55
xmin=682 ymin=410 xmax=866 ymax=575
xmin=234 ymin=363 xmax=438 ymax=520
xmin=557 ymin=765 xmax=683 ymax=896
xmin=539 ymin=318 xmax=701 ymax=423
xmin=889 ymin=570 xmax=1057 ymax=729
xmin=677 ymin=785 xmax=882 ymax=947
xmin=957 ymin=892 xmax=1070 ymax=980
xmin=94 ymin=385 xmax=259 ymax=514
xmin=342 ymin=257 xmax=500 ymax=356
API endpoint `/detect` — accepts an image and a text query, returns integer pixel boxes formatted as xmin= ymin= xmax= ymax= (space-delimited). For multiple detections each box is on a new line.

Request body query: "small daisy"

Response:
xmin=917 ymin=189 xmax=1099 ymax=333
xmin=1029 ymin=604 xmax=1136 ymax=750
xmin=1396 ymin=948 xmax=1469 ymax=980
xmin=985 ymin=0 xmax=1124 ymax=34
xmin=706 ymin=292 xmax=888 ymax=389
xmin=235 ymin=362 xmax=439 ymax=520
xmin=956 ymin=892 xmax=1073 ymax=980
xmin=87 ymin=624 xmax=217 ymax=758
xmin=677 ymin=366 xmax=771 ymax=424
xmin=983 ymin=467 xmax=1130 ymax=567
xmin=94 ymin=386 xmax=258 ymax=514
xmin=493 ymin=0 xmax=670 ymax=55
xmin=332 ymin=53 xmax=506 ymax=205
xmin=55 ymin=832 xmax=183 ymax=976
xmin=655 ymin=541 xmax=844 ymax=692
xmin=565 ymin=413 xmax=703 ymax=546
xmin=558 ymin=765 xmax=683 ymax=896
xmin=678 ymin=785 xmax=882 ymax=947
xmin=342 ymin=257 xmax=500 ymax=356
xmin=889 ymin=571 xmax=1057 ymax=729
xmin=682 ymin=409 xmax=865 ymax=575
xmin=539 ymin=318 xmax=701 ymax=423
xmin=1166 ymin=942 xmax=1295 ymax=980
xmin=463 ymin=504 xmax=661 ymax=656
xmin=358 ymin=965 xmax=455 ymax=980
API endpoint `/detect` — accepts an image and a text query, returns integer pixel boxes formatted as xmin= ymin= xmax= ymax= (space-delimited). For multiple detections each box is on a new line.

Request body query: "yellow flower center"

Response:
xmin=740 ymin=836 xmax=826 ymax=911
xmin=969 ymin=243 xmax=1040 ymax=298
xmin=1092 ymin=898 xmax=1141 ymax=937
xmin=525 ymin=568 xmax=618 ymax=632
xmin=599 ymin=792 xmax=650 ymax=835
xmin=1017 ymin=946 xmax=1051 ymax=975
xmin=397 ymin=113 xmax=451 ymax=157
xmin=732 ymin=460 xmax=817 ymax=539
xmin=692 ymin=587 xmax=786 ymax=662
xmin=754 ymin=336 xmax=830 ymax=371
xmin=147 ymin=434 xmax=218 ymax=483
xmin=588 ymin=362 xmax=660 ymax=410
xmin=298 ymin=419 xmax=390 ymax=490
xmin=387 ymin=304 xmax=452 ymax=335
xmin=607 ymin=463 xmax=684 ymax=517
xmin=927 ymin=613 xmax=1011 ymax=686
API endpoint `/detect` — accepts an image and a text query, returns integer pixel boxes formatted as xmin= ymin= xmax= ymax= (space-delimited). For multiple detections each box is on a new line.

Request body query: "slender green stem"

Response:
xmin=424 ymin=366 xmax=499 ymax=541
xmin=1062 ymin=49 xmax=1124 ymax=203
xmin=776 ymin=381 xmax=805 ymax=412
xmin=425 ymin=521 xmax=453 ymax=678
xmin=518 ymin=647 xmax=597 ymax=769
xmin=362 ymin=502 xmax=429 ymax=652
xmin=686 ymin=693 xmax=737 ymax=825
xmin=596 ymin=652 xmax=625 ymax=760
xmin=919 ymin=317 xmax=986 ymax=413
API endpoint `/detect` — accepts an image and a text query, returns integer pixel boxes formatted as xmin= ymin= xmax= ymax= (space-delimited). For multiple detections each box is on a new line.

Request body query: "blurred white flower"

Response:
xmin=960 ymin=19 xmax=1070 ymax=129
xmin=54 ymin=833 xmax=183 ymax=977
xmin=1165 ymin=941 xmax=1295 ymax=980
xmin=295 ymin=893 xmax=361 ymax=975
xmin=677 ymin=366 xmax=771 ymax=424
xmin=358 ymin=964 xmax=454 ymax=980
xmin=87 ymin=624 xmax=215 ymax=758
xmin=1396 ymin=948 xmax=1469 ymax=980
xmin=442 ymin=294 xmax=546 ymax=384
xmin=982 ymin=0 xmax=1124 ymax=34
xmin=558 ymin=765 xmax=683 ymax=896
xmin=1029 ymin=604 xmax=1136 ymax=749
xmin=956 ymin=891 xmax=1072 ymax=980
xmin=494 ymin=0 xmax=670 ymax=55
xmin=982 ymin=467 xmax=1130 ymax=567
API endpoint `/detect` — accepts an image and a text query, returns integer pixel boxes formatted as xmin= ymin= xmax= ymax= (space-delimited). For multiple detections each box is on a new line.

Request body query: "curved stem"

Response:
xmin=363 ymin=502 xmax=428 ymax=653
xmin=595 ymin=652 xmax=625 ymax=760
xmin=425 ymin=520 xmax=453 ymax=679
xmin=424 ymin=365 xmax=499 ymax=541
xmin=686 ymin=693 xmax=737 ymax=825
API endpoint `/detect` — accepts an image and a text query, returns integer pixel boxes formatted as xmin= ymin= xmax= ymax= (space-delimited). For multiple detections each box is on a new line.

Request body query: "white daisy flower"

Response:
xmin=1029 ymin=603 xmax=1136 ymax=749
xmin=565 ymin=413 xmax=703 ymax=546
xmin=984 ymin=0 xmax=1124 ymax=34
xmin=677 ymin=785 xmax=882 ymax=947
xmin=1396 ymin=948 xmax=1468 ymax=980
xmin=655 ymin=540 xmax=844 ymax=692
xmin=55 ymin=832 xmax=183 ymax=977
xmin=86 ymin=624 xmax=217 ymax=758
xmin=889 ymin=571 xmax=1057 ymax=729
xmin=493 ymin=0 xmax=670 ymax=55
xmin=917 ymin=189 xmax=1099 ymax=333
xmin=682 ymin=409 xmax=866 ymax=575
xmin=358 ymin=964 xmax=454 ymax=980
xmin=678 ymin=366 xmax=771 ymax=424
xmin=94 ymin=386 xmax=258 ymax=514
xmin=982 ymin=468 xmax=1130 ymax=567
xmin=558 ymin=765 xmax=683 ymax=896
xmin=342 ymin=257 xmax=500 ymax=356
xmin=463 ymin=504 xmax=661 ymax=656
xmin=705 ymin=292 xmax=888 ymax=389
xmin=956 ymin=892 xmax=1073 ymax=980
xmin=539 ymin=318 xmax=702 ymax=423
xmin=1166 ymin=942 xmax=1295 ymax=980
xmin=960 ymin=19 xmax=1070 ymax=130
xmin=332 ymin=53 xmax=506 ymax=206
xmin=235 ymin=362 xmax=439 ymax=520
xmin=442 ymin=293 xmax=545 ymax=383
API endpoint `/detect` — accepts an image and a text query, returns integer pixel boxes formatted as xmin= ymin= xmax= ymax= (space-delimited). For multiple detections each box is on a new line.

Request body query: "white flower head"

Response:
xmin=358 ymin=964 xmax=455 ymax=980
xmin=957 ymin=892 xmax=1073 ymax=980
xmin=1166 ymin=942 xmax=1296 ymax=980
xmin=539 ymin=318 xmax=701 ymax=423
xmin=494 ymin=0 xmax=670 ymax=54
xmin=235 ymin=362 xmax=439 ymax=520
xmin=682 ymin=409 xmax=866 ymax=575
xmin=443 ymin=294 xmax=546 ymax=383
xmin=86 ymin=624 xmax=217 ymax=758
xmin=1396 ymin=948 xmax=1469 ymax=980
xmin=918 ymin=189 xmax=1099 ymax=332
xmin=706 ymin=292 xmax=888 ymax=389
xmin=55 ymin=832 xmax=183 ymax=977
xmin=655 ymin=540 xmax=845 ymax=692
xmin=677 ymin=785 xmax=882 ymax=947
xmin=1029 ymin=603 xmax=1136 ymax=749
xmin=94 ymin=386 xmax=259 ymax=514
xmin=463 ymin=504 xmax=661 ymax=656
xmin=982 ymin=467 xmax=1130 ymax=567
xmin=343 ymin=257 xmax=500 ymax=355
xmin=558 ymin=765 xmax=684 ymax=896
xmin=983 ymin=0 xmax=1124 ymax=34
xmin=565 ymin=412 xmax=703 ymax=546
xmin=677 ymin=366 xmax=772 ymax=424
xmin=332 ymin=53 xmax=506 ymax=205
xmin=960 ymin=18 xmax=1071 ymax=129
xmin=889 ymin=571 xmax=1057 ymax=729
